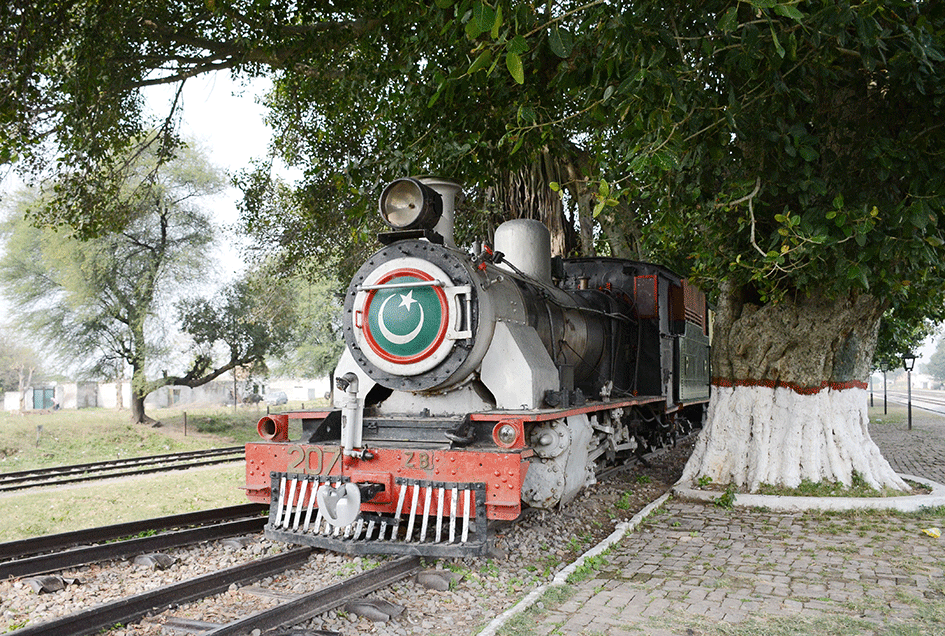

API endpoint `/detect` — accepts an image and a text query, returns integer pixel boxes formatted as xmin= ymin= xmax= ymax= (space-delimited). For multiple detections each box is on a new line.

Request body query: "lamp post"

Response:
xmin=903 ymin=353 xmax=916 ymax=431
xmin=882 ymin=365 xmax=888 ymax=415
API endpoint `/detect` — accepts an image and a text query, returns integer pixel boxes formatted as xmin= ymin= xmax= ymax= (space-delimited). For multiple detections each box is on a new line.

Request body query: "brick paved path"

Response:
xmin=521 ymin=407 xmax=945 ymax=636
xmin=532 ymin=503 xmax=944 ymax=635
xmin=868 ymin=405 xmax=945 ymax=485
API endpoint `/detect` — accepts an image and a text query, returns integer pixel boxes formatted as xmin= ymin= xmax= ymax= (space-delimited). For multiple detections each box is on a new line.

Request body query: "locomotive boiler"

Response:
xmin=245 ymin=177 xmax=711 ymax=557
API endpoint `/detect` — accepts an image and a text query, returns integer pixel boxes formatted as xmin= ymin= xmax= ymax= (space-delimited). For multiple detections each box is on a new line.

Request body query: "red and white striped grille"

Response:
xmin=264 ymin=473 xmax=489 ymax=557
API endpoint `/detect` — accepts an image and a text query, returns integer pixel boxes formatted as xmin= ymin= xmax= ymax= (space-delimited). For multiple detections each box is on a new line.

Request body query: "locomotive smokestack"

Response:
xmin=419 ymin=178 xmax=462 ymax=247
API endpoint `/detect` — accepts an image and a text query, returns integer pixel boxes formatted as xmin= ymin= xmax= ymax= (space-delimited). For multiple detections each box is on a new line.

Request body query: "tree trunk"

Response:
xmin=129 ymin=363 xmax=157 ymax=425
xmin=681 ymin=282 xmax=908 ymax=491
xmin=495 ymin=151 xmax=579 ymax=257
xmin=563 ymin=159 xmax=596 ymax=257
xmin=131 ymin=390 xmax=148 ymax=424
xmin=115 ymin=362 xmax=124 ymax=410
xmin=17 ymin=365 xmax=34 ymax=411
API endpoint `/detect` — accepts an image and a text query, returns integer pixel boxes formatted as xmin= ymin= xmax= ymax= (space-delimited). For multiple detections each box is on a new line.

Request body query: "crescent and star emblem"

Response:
xmin=377 ymin=291 xmax=425 ymax=345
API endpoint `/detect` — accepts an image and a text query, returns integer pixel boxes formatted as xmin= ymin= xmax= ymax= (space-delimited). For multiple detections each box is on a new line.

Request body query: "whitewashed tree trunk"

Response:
xmin=682 ymin=385 xmax=907 ymax=490
xmin=681 ymin=281 xmax=907 ymax=491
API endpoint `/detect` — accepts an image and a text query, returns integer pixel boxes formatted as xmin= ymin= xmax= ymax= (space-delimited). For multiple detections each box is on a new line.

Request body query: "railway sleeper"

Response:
xmin=266 ymin=473 xmax=490 ymax=557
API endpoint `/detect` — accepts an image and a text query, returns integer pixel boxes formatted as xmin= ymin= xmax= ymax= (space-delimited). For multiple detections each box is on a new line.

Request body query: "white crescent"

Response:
xmin=376 ymin=293 xmax=425 ymax=345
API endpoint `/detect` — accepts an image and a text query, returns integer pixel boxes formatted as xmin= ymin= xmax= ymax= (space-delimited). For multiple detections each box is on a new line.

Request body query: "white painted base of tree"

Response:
xmin=681 ymin=386 xmax=908 ymax=492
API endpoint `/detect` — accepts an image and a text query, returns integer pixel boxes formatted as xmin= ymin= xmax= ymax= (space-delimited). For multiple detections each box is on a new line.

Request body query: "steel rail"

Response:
xmin=884 ymin=390 xmax=945 ymax=415
xmin=0 ymin=446 xmax=245 ymax=492
xmin=8 ymin=548 xmax=313 ymax=636
xmin=0 ymin=455 xmax=246 ymax=493
xmin=0 ymin=446 xmax=243 ymax=484
xmin=204 ymin=555 xmax=423 ymax=636
xmin=0 ymin=503 xmax=267 ymax=562
xmin=1 ymin=516 xmax=267 ymax=580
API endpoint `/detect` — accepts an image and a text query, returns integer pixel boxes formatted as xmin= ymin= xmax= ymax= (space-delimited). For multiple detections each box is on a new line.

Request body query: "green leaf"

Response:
xmin=506 ymin=51 xmax=524 ymax=84
xmin=516 ymin=104 xmax=536 ymax=124
xmin=599 ymin=180 xmax=610 ymax=198
xmin=467 ymin=49 xmax=493 ymax=74
xmin=718 ymin=7 xmax=739 ymax=33
xmin=774 ymin=4 xmax=804 ymax=21
xmin=427 ymin=83 xmax=446 ymax=108
xmin=747 ymin=0 xmax=777 ymax=8
xmin=549 ymin=181 xmax=560 ymax=192
xmin=511 ymin=135 xmax=524 ymax=154
xmin=603 ymin=85 xmax=614 ymax=101
xmin=910 ymin=202 xmax=930 ymax=229
xmin=466 ymin=2 xmax=496 ymax=39
xmin=653 ymin=149 xmax=677 ymax=171
xmin=434 ymin=0 xmax=453 ymax=7
xmin=491 ymin=4 xmax=502 ymax=39
xmin=770 ymin=26 xmax=785 ymax=58
xmin=592 ymin=199 xmax=606 ymax=217
xmin=927 ymin=236 xmax=944 ymax=247
xmin=548 ymin=24 xmax=574 ymax=58
xmin=508 ymin=35 xmax=528 ymax=55
xmin=798 ymin=146 xmax=819 ymax=162
xmin=832 ymin=194 xmax=844 ymax=209
xmin=465 ymin=16 xmax=481 ymax=40
xmin=629 ymin=153 xmax=647 ymax=173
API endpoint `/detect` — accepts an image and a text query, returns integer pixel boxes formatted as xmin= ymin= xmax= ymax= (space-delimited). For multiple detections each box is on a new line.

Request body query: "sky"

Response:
xmin=144 ymin=73 xmax=278 ymax=278
xmin=0 ymin=72 xmax=279 ymax=348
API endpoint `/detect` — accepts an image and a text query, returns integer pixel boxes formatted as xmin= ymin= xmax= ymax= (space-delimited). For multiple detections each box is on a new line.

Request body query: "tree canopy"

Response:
xmin=0 ymin=139 xmax=293 ymax=421
xmin=0 ymin=335 xmax=44 ymax=408
xmin=260 ymin=275 xmax=345 ymax=379
xmin=4 ymin=1 xmax=944 ymax=354
xmin=925 ymin=337 xmax=945 ymax=383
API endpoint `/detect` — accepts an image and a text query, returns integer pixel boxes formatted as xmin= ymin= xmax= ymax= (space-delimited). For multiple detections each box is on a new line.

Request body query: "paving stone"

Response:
xmin=527 ymin=407 xmax=945 ymax=635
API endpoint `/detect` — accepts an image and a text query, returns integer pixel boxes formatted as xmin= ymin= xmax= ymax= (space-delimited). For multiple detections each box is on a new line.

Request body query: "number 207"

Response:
xmin=286 ymin=445 xmax=341 ymax=475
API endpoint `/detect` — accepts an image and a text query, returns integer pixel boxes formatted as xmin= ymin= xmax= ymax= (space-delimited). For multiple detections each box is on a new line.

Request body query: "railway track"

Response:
xmin=0 ymin=504 xmax=268 ymax=580
xmin=1 ymin=432 xmax=698 ymax=635
xmin=8 ymin=551 xmax=421 ymax=636
xmin=883 ymin=389 xmax=945 ymax=416
xmin=0 ymin=446 xmax=245 ymax=492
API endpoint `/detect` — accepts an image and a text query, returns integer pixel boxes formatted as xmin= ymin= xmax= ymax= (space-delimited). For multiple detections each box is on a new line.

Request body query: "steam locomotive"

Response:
xmin=245 ymin=178 xmax=711 ymax=557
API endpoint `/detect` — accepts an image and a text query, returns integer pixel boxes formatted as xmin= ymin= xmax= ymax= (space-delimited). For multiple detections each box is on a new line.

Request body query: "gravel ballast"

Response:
xmin=0 ymin=437 xmax=695 ymax=635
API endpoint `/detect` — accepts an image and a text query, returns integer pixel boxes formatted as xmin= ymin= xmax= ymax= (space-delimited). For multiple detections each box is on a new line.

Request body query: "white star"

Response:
xmin=398 ymin=291 xmax=418 ymax=312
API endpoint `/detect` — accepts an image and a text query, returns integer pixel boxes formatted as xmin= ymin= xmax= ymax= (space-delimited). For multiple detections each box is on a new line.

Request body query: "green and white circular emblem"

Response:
xmin=365 ymin=271 xmax=447 ymax=362
xmin=354 ymin=259 xmax=456 ymax=376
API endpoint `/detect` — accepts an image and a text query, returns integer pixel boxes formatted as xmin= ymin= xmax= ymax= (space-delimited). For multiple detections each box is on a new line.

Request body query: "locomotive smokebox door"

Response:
xmin=344 ymin=242 xmax=478 ymax=393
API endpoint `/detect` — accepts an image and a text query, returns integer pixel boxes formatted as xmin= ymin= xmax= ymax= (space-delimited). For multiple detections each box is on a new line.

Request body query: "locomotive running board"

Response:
xmin=265 ymin=473 xmax=490 ymax=557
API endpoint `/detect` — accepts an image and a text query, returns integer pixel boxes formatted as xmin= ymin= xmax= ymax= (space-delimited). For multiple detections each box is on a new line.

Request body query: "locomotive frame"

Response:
xmin=244 ymin=177 xmax=711 ymax=557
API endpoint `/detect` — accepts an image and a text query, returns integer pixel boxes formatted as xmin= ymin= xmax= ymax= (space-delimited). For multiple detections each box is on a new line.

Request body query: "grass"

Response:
xmin=0 ymin=464 xmax=248 ymax=540
xmin=0 ymin=405 xmax=260 ymax=471
xmin=0 ymin=402 xmax=325 ymax=541
xmin=868 ymin=404 xmax=907 ymax=426
xmin=753 ymin=472 xmax=929 ymax=498
xmin=646 ymin=614 xmax=891 ymax=636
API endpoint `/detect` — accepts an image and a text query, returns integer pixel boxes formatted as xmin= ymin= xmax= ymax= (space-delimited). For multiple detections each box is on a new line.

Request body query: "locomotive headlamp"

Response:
xmin=379 ymin=178 xmax=443 ymax=230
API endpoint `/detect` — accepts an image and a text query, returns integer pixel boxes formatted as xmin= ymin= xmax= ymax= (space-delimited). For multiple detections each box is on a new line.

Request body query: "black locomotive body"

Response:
xmin=245 ymin=178 xmax=711 ymax=557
